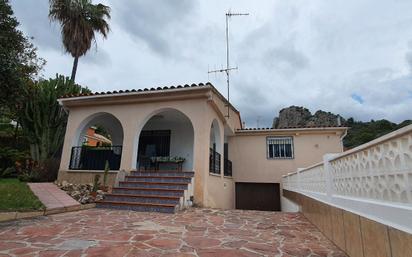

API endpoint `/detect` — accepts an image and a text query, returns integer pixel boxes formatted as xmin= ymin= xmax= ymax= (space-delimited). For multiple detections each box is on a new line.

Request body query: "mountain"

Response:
xmin=272 ymin=106 xmax=345 ymax=128
xmin=344 ymin=118 xmax=411 ymax=148
xmin=272 ymin=106 xmax=411 ymax=148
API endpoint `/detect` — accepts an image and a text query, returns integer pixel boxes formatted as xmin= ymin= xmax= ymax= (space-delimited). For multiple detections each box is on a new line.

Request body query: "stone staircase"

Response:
xmin=96 ymin=170 xmax=194 ymax=213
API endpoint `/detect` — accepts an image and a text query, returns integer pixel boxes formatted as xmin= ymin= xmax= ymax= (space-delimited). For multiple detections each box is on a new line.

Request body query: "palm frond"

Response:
xmin=49 ymin=0 xmax=110 ymax=58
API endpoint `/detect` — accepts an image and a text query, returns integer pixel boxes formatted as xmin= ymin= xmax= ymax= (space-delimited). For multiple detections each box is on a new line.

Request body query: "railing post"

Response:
xmin=323 ymin=153 xmax=339 ymax=199
xmin=297 ymin=168 xmax=304 ymax=192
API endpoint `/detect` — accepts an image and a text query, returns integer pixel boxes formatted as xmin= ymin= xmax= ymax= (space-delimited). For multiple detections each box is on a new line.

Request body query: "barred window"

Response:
xmin=267 ymin=137 xmax=294 ymax=159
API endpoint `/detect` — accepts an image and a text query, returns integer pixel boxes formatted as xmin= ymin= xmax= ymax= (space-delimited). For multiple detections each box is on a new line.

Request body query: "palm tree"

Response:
xmin=49 ymin=0 xmax=110 ymax=81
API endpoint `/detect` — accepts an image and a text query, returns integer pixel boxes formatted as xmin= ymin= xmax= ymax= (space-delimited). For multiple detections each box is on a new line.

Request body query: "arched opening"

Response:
xmin=223 ymin=124 xmax=233 ymax=177
xmin=136 ymin=109 xmax=194 ymax=171
xmin=209 ymin=119 xmax=222 ymax=174
xmin=70 ymin=113 xmax=124 ymax=170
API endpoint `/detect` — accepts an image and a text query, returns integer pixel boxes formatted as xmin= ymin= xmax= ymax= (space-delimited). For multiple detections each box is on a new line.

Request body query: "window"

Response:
xmin=267 ymin=137 xmax=294 ymax=159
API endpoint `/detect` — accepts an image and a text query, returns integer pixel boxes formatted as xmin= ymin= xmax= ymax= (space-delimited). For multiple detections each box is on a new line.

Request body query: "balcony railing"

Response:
xmin=224 ymin=158 xmax=232 ymax=177
xmin=209 ymin=148 xmax=221 ymax=174
xmin=69 ymin=145 xmax=122 ymax=170
xmin=282 ymin=124 xmax=412 ymax=234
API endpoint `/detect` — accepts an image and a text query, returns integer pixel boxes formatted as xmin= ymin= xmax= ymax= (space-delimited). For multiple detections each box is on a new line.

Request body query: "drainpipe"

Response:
xmin=57 ymin=99 xmax=69 ymax=114
xmin=339 ymin=129 xmax=348 ymax=152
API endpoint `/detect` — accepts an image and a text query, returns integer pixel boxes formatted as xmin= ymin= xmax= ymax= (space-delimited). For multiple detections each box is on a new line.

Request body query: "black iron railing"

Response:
xmin=69 ymin=146 xmax=122 ymax=170
xmin=224 ymin=158 xmax=232 ymax=177
xmin=209 ymin=148 xmax=221 ymax=174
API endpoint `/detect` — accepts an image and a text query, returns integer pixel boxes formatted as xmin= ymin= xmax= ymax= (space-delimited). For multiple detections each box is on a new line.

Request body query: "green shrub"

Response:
xmin=16 ymin=158 xmax=60 ymax=182
xmin=1 ymin=167 xmax=15 ymax=178
xmin=0 ymin=147 xmax=27 ymax=178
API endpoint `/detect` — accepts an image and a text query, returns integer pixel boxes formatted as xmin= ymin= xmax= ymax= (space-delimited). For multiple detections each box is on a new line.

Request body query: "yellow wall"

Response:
xmin=229 ymin=131 xmax=344 ymax=183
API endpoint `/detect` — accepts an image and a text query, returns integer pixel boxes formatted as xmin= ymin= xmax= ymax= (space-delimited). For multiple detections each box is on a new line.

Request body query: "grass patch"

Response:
xmin=0 ymin=178 xmax=44 ymax=212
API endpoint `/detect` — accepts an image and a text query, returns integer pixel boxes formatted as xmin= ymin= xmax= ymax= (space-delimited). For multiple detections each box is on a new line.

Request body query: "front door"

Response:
xmin=137 ymin=130 xmax=171 ymax=168
xmin=138 ymin=130 xmax=171 ymax=157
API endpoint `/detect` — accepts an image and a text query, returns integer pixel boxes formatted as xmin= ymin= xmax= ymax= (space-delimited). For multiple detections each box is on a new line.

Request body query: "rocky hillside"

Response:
xmin=272 ymin=106 xmax=411 ymax=148
xmin=272 ymin=106 xmax=345 ymax=128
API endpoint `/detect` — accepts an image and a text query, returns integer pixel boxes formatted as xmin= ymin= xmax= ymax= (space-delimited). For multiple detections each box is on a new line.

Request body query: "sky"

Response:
xmin=11 ymin=0 xmax=412 ymax=127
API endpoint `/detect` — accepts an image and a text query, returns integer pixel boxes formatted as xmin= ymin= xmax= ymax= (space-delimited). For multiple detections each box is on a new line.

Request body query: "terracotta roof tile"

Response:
xmin=237 ymin=125 xmax=347 ymax=131
xmin=60 ymin=82 xmax=213 ymax=99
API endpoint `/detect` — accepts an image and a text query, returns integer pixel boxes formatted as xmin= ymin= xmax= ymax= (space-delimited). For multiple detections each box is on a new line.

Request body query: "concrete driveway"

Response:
xmin=0 ymin=208 xmax=347 ymax=257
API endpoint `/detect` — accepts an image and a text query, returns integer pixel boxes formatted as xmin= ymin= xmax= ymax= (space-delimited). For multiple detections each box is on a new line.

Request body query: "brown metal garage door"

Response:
xmin=235 ymin=182 xmax=280 ymax=211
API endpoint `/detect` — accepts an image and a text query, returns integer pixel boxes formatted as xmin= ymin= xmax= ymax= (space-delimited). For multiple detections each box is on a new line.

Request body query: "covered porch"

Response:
xmin=57 ymin=84 xmax=242 ymax=208
xmin=67 ymin=109 xmax=195 ymax=172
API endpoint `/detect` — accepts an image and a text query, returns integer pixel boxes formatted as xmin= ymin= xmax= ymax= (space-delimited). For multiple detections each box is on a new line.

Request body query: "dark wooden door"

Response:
xmin=235 ymin=182 xmax=280 ymax=211
xmin=138 ymin=130 xmax=171 ymax=158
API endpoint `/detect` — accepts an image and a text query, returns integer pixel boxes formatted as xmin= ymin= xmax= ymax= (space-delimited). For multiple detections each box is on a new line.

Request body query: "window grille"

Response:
xmin=267 ymin=137 xmax=294 ymax=159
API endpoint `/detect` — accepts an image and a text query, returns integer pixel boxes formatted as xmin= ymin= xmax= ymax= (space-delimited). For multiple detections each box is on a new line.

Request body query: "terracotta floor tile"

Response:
xmin=0 ymin=208 xmax=347 ymax=257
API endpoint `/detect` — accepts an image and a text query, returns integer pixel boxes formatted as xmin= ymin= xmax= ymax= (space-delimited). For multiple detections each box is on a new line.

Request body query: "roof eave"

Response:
xmin=236 ymin=127 xmax=348 ymax=134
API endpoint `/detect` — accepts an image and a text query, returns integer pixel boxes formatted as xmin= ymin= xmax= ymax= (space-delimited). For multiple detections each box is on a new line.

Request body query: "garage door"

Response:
xmin=235 ymin=182 xmax=280 ymax=211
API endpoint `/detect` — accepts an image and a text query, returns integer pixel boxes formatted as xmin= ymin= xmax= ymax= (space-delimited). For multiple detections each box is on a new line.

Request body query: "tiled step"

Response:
xmin=118 ymin=181 xmax=188 ymax=190
xmin=125 ymin=175 xmax=192 ymax=183
xmin=103 ymin=193 xmax=180 ymax=205
xmin=112 ymin=187 xmax=185 ymax=197
xmin=131 ymin=171 xmax=194 ymax=177
xmin=98 ymin=171 xmax=194 ymax=214
xmin=96 ymin=201 xmax=177 ymax=213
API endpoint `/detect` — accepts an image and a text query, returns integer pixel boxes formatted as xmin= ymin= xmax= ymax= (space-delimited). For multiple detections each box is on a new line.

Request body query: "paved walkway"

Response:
xmin=28 ymin=183 xmax=80 ymax=210
xmin=0 ymin=208 xmax=347 ymax=257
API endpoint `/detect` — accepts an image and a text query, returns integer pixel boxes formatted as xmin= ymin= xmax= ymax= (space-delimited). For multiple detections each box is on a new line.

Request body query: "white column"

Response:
xmin=323 ymin=153 xmax=340 ymax=199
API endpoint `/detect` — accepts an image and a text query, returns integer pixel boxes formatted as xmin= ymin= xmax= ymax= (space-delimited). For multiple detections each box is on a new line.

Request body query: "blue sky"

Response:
xmin=351 ymin=94 xmax=364 ymax=104
xmin=11 ymin=0 xmax=412 ymax=126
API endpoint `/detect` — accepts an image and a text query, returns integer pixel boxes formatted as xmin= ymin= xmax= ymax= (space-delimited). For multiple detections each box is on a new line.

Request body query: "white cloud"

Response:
xmin=10 ymin=0 xmax=412 ymax=126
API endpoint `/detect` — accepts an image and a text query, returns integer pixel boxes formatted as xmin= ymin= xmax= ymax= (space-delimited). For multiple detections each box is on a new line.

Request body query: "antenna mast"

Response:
xmin=208 ymin=10 xmax=249 ymax=117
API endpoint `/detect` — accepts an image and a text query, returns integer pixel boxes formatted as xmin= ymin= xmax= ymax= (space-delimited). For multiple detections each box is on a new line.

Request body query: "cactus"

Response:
xmin=103 ymin=160 xmax=109 ymax=188
xmin=92 ymin=174 xmax=100 ymax=193
xmin=18 ymin=75 xmax=90 ymax=162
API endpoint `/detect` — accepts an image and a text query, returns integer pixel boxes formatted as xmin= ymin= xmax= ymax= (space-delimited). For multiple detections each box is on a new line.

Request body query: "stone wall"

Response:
xmin=57 ymin=170 xmax=117 ymax=185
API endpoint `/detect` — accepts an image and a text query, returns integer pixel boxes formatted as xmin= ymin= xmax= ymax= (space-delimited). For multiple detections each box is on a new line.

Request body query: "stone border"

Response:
xmin=283 ymin=190 xmax=412 ymax=257
xmin=0 ymin=203 xmax=96 ymax=222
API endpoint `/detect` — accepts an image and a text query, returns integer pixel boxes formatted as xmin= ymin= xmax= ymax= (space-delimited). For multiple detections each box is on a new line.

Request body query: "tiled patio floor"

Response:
xmin=0 ymin=208 xmax=347 ymax=257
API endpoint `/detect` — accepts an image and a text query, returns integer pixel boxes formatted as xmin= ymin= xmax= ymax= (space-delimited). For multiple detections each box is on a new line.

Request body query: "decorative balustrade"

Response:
xmin=298 ymin=163 xmax=326 ymax=194
xmin=282 ymin=124 xmax=412 ymax=234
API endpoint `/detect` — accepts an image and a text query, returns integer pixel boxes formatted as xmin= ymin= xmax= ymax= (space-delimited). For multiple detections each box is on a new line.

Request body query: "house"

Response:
xmin=57 ymin=83 xmax=347 ymax=212
xmin=83 ymin=127 xmax=112 ymax=146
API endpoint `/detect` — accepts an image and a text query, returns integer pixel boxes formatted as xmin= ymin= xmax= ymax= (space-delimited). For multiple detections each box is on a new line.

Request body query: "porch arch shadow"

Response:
xmin=132 ymin=108 xmax=195 ymax=171
xmin=70 ymin=112 xmax=124 ymax=170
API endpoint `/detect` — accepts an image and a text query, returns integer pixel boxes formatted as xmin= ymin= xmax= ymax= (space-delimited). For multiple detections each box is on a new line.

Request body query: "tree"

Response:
xmin=49 ymin=0 xmax=110 ymax=81
xmin=0 ymin=0 xmax=45 ymax=117
xmin=19 ymin=75 xmax=90 ymax=162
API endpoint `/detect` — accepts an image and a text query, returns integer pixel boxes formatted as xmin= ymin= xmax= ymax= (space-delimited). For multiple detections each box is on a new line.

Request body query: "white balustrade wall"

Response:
xmin=282 ymin=124 xmax=412 ymax=234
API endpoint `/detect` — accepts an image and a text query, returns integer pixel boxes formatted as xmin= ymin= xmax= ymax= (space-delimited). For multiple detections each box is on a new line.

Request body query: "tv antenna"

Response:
xmin=208 ymin=10 xmax=249 ymax=118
